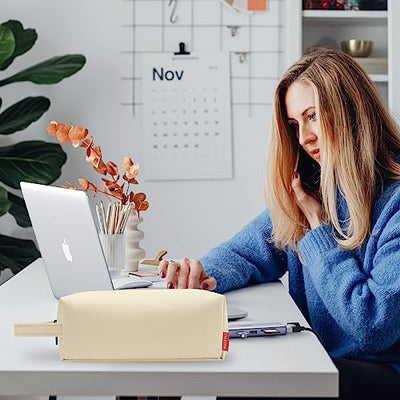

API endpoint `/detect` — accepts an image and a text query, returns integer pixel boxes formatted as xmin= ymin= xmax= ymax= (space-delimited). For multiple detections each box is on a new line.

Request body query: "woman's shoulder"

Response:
xmin=373 ymin=178 xmax=400 ymax=221
xmin=381 ymin=177 xmax=400 ymax=198
xmin=232 ymin=209 xmax=273 ymax=238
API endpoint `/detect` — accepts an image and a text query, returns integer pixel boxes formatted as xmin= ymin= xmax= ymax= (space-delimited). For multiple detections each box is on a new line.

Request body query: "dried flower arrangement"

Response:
xmin=47 ymin=121 xmax=149 ymax=234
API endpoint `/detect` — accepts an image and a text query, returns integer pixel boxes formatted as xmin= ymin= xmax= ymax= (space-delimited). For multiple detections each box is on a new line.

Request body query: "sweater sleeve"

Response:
xmin=298 ymin=209 xmax=400 ymax=354
xmin=200 ymin=210 xmax=287 ymax=293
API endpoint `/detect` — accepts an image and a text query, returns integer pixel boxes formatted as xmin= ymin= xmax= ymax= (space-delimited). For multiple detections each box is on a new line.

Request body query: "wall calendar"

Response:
xmin=142 ymin=50 xmax=232 ymax=181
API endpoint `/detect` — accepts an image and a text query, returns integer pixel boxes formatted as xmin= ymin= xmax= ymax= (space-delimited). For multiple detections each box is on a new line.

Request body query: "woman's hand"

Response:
xmin=158 ymin=258 xmax=217 ymax=291
xmin=292 ymin=171 xmax=323 ymax=229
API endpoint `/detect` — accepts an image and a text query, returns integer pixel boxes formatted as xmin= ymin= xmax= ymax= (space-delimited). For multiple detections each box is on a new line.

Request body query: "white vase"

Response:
xmin=124 ymin=212 xmax=146 ymax=272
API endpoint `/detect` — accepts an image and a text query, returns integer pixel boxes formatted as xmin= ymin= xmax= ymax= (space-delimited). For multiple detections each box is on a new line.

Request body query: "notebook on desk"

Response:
xmin=20 ymin=182 xmax=153 ymax=299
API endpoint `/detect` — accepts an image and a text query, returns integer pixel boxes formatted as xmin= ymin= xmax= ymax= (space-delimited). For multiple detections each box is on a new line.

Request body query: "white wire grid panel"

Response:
xmin=120 ymin=0 xmax=283 ymax=111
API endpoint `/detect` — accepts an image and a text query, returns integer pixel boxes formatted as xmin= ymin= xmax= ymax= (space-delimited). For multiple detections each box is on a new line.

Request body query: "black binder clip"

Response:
xmin=174 ymin=42 xmax=190 ymax=55
xmin=54 ymin=320 xmax=58 ymax=345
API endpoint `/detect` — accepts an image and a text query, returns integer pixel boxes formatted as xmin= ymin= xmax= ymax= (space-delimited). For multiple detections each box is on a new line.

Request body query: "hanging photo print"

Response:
xmin=220 ymin=0 xmax=267 ymax=13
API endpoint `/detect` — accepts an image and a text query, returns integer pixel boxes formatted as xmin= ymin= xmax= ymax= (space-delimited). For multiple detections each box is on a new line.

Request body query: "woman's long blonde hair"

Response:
xmin=266 ymin=48 xmax=400 ymax=251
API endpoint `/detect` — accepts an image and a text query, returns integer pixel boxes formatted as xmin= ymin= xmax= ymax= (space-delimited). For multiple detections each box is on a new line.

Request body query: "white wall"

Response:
xmin=0 ymin=0 xmax=285 ymax=279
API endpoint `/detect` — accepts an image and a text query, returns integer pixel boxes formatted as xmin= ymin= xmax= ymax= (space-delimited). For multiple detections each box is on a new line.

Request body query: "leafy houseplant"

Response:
xmin=0 ymin=20 xmax=86 ymax=277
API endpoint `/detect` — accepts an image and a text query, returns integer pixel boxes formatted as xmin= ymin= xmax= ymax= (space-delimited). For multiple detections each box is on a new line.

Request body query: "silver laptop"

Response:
xmin=20 ymin=182 xmax=152 ymax=299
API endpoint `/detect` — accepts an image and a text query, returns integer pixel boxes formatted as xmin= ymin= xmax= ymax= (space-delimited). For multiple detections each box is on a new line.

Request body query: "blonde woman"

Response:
xmin=159 ymin=48 xmax=400 ymax=399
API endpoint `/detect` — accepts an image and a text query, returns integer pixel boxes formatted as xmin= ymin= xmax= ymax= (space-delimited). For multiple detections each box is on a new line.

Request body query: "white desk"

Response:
xmin=0 ymin=259 xmax=338 ymax=397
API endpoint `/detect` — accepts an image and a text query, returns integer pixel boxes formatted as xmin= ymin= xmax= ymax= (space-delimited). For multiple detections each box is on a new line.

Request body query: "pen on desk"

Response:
xmin=100 ymin=202 xmax=108 ymax=233
xmin=95 ymin=204 xmax=105 ymax=233
xmin=116 ymin=203 xmax=128 ymax=234
xmin=115 ymin=205 xmax=123 ymax=234
xmin=104 ymin=202 xmax=110 ymax=233
xmin=113 ymin=203 xmax=120 ymax=234
xmin=119 ymin=204 xmax=132 ymax=234
xmin=109 ymin=203 xmax=116 ymax=234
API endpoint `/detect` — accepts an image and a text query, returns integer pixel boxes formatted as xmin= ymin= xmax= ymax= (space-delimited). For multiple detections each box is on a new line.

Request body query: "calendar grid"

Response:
xmin=141 ymin=52 xmax=233 ymax=180
xmin=122 ymin=0 xmax=283 ymax=116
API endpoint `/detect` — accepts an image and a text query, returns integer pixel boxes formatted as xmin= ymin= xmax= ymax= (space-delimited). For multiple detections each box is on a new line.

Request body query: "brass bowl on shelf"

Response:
xmin=341 ymin=39 xmax=373 ymax=58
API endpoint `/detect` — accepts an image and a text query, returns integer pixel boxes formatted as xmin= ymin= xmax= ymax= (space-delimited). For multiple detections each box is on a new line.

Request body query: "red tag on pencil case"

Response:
xmin=222 ymin=332 xmax=230 ymax=351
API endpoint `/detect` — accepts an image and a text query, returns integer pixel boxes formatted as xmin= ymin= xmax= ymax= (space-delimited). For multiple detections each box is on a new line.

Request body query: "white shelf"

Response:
xmin=303 ymin=10 xmax=387 ymax=26
xmin=369 ymin=74 xmax=388 ymax=82
xmin=302 ymin=10 xmax=387 ymax=19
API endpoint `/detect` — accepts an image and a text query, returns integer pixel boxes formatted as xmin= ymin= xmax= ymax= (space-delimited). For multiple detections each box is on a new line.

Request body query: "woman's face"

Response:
xmin=285 ymin=81 xmax=321 ymax=163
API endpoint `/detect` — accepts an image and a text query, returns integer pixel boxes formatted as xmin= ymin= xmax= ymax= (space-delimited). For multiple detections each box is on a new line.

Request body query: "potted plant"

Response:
xmin=0 ymin=20 xmax=86 ymax=278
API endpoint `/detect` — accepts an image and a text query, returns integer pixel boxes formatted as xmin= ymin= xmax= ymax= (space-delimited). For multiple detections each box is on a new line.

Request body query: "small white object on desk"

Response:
xmin=112 ymin=276 xmax=153 ymax=289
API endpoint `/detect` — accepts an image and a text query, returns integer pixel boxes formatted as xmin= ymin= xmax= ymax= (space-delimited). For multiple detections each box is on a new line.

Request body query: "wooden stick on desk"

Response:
xmin=141 ymin=250 xmax=168 ymax=266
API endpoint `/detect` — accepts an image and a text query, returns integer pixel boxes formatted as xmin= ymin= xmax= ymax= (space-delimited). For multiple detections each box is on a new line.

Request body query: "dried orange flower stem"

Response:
xmin=47 ymin=121 xmax=149 ymax=217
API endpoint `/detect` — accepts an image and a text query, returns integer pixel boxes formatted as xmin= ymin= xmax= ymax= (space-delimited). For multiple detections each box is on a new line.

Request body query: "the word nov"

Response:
xmin=153 ymin=67 xmax=184 ymax=81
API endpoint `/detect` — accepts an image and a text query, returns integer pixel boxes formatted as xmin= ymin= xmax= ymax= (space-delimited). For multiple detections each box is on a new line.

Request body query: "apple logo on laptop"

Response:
xmin=62 ymin=238 xmax=73 ymax=262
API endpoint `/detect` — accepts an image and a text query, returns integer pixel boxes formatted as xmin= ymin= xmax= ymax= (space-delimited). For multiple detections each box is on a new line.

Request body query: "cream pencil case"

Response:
xmin=14 ymin=289 xmax=229 ymax=362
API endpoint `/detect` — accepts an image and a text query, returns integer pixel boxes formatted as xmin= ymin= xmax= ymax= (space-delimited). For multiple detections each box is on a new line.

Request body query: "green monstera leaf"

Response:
xmin=0 ymin=96 xmax=50 ymax=134
xmin=0 ymin=24 xmax=15 ymax=66
xmin=0 ymin=234 xmax=41 ymax=274
xmin=0 ymin=54 xmax=86 ymax=87
xmin=0 ymin=20 xmax=37 ymax=70
xmin=0 ymin=186 xmax=11 ymax=217
xmin=0 ymin=187 xmax=30 ymax=227
xmin=0 ymin=141 xmax=67 ymax=189
xmin=8 ymin=192 xmax=31 ymax=227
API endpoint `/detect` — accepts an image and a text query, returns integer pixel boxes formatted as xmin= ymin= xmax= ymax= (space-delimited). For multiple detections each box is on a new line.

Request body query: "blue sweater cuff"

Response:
xmin=298 ymin=224 xmax=336 ymax=262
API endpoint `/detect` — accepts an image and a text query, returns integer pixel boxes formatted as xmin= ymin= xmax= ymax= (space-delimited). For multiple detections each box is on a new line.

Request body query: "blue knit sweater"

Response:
xmin=201 ymin=179 xmax=400 ymax=373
